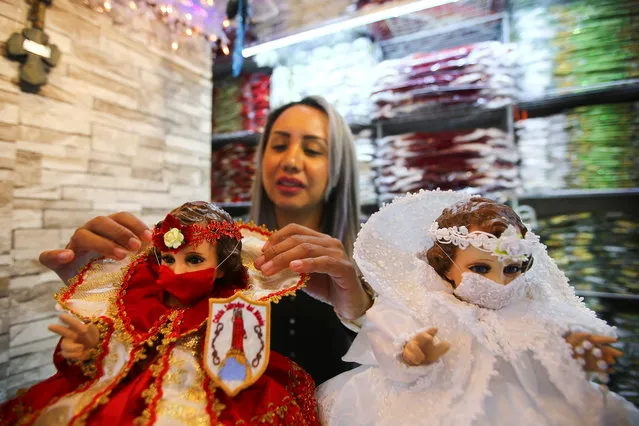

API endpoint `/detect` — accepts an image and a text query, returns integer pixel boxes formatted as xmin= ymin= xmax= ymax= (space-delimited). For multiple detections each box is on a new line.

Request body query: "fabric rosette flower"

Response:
xmin=164 ymin=228 xmax=185 ymax=249
xmin=493 ymin=225 xmax=531 ymax=262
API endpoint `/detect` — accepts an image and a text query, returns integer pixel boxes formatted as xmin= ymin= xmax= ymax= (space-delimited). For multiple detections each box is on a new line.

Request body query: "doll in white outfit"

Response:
xmin=317 ymin=190 xmax=638 ymax=426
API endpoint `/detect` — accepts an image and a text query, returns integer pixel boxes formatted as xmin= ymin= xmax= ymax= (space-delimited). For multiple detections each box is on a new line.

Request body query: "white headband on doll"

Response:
xmin=428 ymin=222 xmax=539 ymax=262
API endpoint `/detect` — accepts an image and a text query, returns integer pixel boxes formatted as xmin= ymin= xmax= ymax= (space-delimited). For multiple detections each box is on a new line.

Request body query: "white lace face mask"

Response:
xmin=453 ymin=272 xmax=529 ymax=310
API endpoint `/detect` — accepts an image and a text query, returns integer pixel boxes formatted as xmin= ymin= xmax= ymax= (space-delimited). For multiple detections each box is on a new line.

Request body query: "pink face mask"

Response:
xmin=156 ymin=265 xmax=217 ymax=305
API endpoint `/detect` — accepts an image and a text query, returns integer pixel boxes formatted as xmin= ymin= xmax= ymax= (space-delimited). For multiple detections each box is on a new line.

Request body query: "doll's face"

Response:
xmin=160 ymin=241 xmax=225 ymax=278
xmin=445 ymin=244 xmax=524 ymax=287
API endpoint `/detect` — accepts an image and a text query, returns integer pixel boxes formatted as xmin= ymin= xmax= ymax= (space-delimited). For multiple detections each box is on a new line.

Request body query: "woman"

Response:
xmin=39 ymin=96 xmax=373 ymax=385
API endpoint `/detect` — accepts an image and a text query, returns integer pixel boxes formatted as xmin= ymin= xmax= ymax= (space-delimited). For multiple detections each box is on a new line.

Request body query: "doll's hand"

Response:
xmin=48 ymin=314 xmax=100 ymax=361
xmin=402 ymin=328 xmax=450 ymax=366
xmin=565 ymin=332 xmax=623 ymax=376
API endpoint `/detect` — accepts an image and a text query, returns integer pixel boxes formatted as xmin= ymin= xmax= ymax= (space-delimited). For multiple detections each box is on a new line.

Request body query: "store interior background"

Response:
xmin=0 ymin=0 xmax=637 ymax=405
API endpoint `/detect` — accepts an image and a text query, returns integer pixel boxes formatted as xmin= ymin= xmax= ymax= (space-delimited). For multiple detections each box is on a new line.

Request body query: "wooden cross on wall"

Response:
xmin=5 ymin=0 xmax=61 ymax=93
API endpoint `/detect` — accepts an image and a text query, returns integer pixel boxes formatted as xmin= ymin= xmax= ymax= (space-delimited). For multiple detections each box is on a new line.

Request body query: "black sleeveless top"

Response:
xmin=235 ymin=215 xmax=358 ymax=384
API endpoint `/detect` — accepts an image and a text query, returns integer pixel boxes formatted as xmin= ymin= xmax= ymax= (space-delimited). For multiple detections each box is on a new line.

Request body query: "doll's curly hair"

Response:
xmin=423 ymin=197 xmax=531 ymax=285
xmin=154 ymin=201 xmax=248 ymax=289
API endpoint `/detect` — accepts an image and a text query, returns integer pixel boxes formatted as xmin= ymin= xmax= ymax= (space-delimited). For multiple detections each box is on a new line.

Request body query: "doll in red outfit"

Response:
xmin=1 ymin=201 xmax=318 ymax=426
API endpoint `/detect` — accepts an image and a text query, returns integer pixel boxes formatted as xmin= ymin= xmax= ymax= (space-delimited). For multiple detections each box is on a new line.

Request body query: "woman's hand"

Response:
xmin=48 ymin=314 xmax=100 ymax=361
xmin=39 ymin=212 xmax=153 ymax=283
xmin=565 ymin=332 xmax=623 ymax=376
xmin=253 ymin=223 xmax=373 ymax=320
xmin=402 ymin=328 xmax=450 ymax=366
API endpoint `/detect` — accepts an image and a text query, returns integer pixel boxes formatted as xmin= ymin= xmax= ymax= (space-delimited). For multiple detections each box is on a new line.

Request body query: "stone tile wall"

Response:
xmin=0 ymin=0 xmax=212 ymax=399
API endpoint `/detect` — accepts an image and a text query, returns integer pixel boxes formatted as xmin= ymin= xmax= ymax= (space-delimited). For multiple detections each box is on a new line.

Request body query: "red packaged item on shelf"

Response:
xmin=211 ymin=143 xmax=258 ymax=203
xmin=374 ymin=128 xmax=520 ymax=201
xmin=237 ymin=72 xmax=271 ymax=133
xmin=373 ymin=42 xmax=516 ymax=120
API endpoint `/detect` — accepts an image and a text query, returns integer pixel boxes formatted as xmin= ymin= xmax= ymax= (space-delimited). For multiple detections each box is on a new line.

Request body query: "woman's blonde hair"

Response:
xmin=249 ymin=96 xmax=360 ymax=257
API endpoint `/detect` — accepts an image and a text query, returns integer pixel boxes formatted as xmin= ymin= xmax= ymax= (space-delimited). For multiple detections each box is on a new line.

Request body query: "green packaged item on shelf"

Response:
xmin=516 ymin=0 xmax=639 ymax=94
xmin=555 ymin=74 xmax=633 ymax=88
xmin=544 ymin=212 xmax=593 ymax=226
xmin=573 ymin=131 xmax=636 ymax=140
xmin=582 ymin=297 xmax=606 ymax=312
xmin=555 ymin=48 xmax=638 ymax=64
xmin=608 ymin=311 xmax=639 ymax=406
xmin=214 ymin=84 xmax=241 ymax=101
xmin=551 ymin=2 xmax=639 ymax=24
xmin=573 ymin=125 xmax=635 ymax=133
xmin=553 ymin=31 xmax=638 ymax=50
xmin=558 ymin=17 xmax=639 ymax=34
xmin=537 ymin=211 xmax=639 ymax=296
xmin=555 ymin=58 xmax=637 ymax=76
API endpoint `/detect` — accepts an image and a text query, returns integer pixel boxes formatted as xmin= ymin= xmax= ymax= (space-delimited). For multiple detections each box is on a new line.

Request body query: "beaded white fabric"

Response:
xmin=428 ymin=222 xmax=537 ymax=262
xmin=316 ymin=190 xmax=639 ymax=426
xmin=453 ymin=272 xmax=529 ymax=310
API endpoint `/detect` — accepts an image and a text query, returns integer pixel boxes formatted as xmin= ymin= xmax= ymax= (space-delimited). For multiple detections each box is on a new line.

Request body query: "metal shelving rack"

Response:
xmin=512 ymin=79 xmax=639 ymax=217
xmin=211 ymin=124 xmax=372 ymax=149
xmin=212 ymin=130 xmax=262 ymax=148
xmin=518 ymin=79 xmax=639 ymax=118
xmin=512 ymin=79 xmax=639 ymax=383
xmin=209 ymin=1 xmax=639 ymax=404
xmin=210 ymin=7 xmax=639 ymax=216
xmin=370 ymin=9 xmax=516 ymax=208
xmin=575 ymin=291 xmax=639 ymax=301
xmin=518 ymin=188 xmax=639 ymax=217
xmin=211 ymin=11 xmax=639 ymax=218
xmin=369 ymin=8 xmax=639 ymax=313
xmin=216 ymin=201 xmax=380 ymax=219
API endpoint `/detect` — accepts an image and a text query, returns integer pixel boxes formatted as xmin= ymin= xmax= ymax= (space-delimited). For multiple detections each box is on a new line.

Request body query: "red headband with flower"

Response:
xmin=152 ymin=214 xmax=243 ymax=253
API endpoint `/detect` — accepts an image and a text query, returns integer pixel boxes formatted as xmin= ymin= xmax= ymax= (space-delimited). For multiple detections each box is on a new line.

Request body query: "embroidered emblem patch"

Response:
xmin=203 ymin=293 xmax=270 ymax=396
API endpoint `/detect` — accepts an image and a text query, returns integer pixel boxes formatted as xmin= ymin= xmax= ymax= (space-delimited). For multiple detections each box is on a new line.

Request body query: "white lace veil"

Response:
xmin=355 ymin=189 xmax=600 ymax=318
xmin=354 ymin=190 xmax=466 ymax=305
xmin=345 ymin=190 xmax=618 ymax=425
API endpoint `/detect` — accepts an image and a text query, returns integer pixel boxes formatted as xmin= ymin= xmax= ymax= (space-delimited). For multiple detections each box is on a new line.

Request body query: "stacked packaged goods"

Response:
xmin=250 ymin=0 xmax=351 ymax=43
xmin=537 ymin=212 xmax=639 ymax=296
xmin=372 ymin=42 xmax=517 ymax=120
xmin=213 ymin=80 xmax=244 ymax=134
xmin=213 ymin=73 xmax=271 ymax=134
xmin=552 ymin=0 xmax=639 ymax=89
xmin=512 ymin=0 xmax=639 ymax=96
xmin=516 ymin=114 xmax=570 ymax=193
xmin=211 ymin=144 xmax=257 ymax=202
xmin=511 ymin=5 xmax=556 ymax=98
xmin=567 ymin=103 xmax=638 ymax=189
xmin=517 ymin=102 xmax=638 ymax=192
xmin=354 ymin=129 xmax=377 ymax=205
xmin=374 ymin=128 xmax=519 ymax=203
xmin=240 ymin=73 xmax=271 ymax=133
xmin=269 ymin=37 xmax=378 ymax=125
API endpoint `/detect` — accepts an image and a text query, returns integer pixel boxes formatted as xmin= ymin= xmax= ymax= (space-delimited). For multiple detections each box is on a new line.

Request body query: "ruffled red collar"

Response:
xmin=115 ymin=255 xmax=248 ymax=345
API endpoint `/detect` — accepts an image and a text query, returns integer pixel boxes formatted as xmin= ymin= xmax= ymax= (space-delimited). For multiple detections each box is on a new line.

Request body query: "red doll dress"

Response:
xmin=1 ymin=225 xmax=318 ymax=426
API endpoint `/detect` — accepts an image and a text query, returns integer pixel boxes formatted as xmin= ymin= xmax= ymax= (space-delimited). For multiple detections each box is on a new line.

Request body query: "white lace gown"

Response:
xmin=317 ymin=297 xmax=639 ymax=426
xmin=315 ymin=190 xmax=639 ymax=426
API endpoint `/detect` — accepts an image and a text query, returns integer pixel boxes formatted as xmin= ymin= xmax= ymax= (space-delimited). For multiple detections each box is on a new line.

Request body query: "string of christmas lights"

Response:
xmin=76 ymin=0 xmax=233 ymax=52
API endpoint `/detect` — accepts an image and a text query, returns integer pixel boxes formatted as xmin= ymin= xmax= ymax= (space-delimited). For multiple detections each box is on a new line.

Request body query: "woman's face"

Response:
xmin=261 ymin=105 xmax=330 ymax=214
xmin=445 ymin=245 xmax=524 ymax=287
xmin=160 ymin=241 xmax=224 ymax=277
